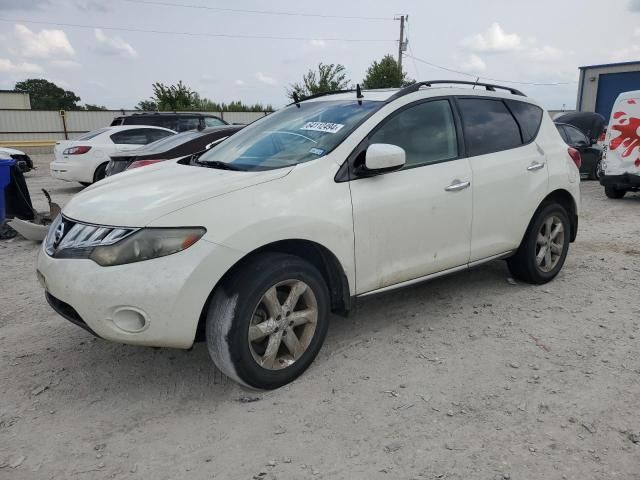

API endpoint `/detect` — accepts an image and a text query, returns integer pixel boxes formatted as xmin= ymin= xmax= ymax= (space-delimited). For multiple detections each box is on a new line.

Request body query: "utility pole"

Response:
xmin=395 ymin=15 xmax=407 ymax=76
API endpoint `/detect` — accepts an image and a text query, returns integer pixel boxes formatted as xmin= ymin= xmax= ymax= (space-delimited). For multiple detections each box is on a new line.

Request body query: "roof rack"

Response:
xmin=387 ymin=80 xmax=526 ymax=103
xmin=287 ymin=89 xmax=356 ymax=106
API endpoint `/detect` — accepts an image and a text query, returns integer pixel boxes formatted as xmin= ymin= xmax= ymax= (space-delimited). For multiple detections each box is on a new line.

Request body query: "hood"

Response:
xmin=63 ymin=161 xmax=292 ymax=227
xmin=0 ymin=147 xmax=25 ymax=156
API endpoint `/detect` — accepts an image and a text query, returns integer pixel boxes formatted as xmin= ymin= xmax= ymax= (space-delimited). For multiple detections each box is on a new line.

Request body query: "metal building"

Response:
xmin=576 ymin=61 xmax=640 ymax=120
xmin=0 ymin=90 xmax=31 ymax=109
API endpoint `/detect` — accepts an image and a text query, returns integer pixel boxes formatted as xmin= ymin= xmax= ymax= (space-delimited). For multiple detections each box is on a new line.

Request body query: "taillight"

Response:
xmin=126 ymin=159 xmax=163 ymax=170
xmin=63 ymin=146 xmax=92 ymax=155
xmin=568 ymin=147 xmax=582 ymax=169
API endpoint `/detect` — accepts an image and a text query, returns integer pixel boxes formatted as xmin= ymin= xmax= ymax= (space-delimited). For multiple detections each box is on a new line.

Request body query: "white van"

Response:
xmin=600 ymin=90 xmax=640 ymax=198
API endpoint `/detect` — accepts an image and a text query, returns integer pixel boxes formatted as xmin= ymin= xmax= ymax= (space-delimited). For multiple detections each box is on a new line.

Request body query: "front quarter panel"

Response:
xmin=148 ymin=157 xmax=357 ymax=295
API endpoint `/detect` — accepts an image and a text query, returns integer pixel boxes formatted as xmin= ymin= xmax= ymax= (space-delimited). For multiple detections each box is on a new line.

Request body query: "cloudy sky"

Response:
xmin=0 ymin=0 xmax=639 ymax=110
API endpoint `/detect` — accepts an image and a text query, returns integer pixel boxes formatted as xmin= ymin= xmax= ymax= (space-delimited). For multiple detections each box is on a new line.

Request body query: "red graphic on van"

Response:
xmin=609 ymin=111 xmax=640 ymax=167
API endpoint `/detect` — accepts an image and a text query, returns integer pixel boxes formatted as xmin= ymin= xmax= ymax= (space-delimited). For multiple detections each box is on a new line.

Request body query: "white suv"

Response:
xmin=38 ymin=81 xmax=581 ymax=389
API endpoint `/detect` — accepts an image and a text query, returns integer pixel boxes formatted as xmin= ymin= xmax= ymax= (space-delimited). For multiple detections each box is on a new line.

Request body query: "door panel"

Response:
xmin=456 ymin=97 xmax=549 ymax=262
xmin=468 ymin=143 xmax=548 ymax=261
xmin=351 ymin=159 xmax=473 ymax=294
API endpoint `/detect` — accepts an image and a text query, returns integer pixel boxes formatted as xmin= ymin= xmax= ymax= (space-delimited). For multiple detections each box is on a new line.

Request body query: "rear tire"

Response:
xmin=604 ymin=185 xmax=626 ymax=199
xmin=591 ymin=159 xmax=603 ymax=181
xmin=93 ymin=163 xmax=108 ymax=184
xmin=206 ymin=253 xmax=330 ymax=390
xmin=507 ymin=204 xmax=570 ymax=285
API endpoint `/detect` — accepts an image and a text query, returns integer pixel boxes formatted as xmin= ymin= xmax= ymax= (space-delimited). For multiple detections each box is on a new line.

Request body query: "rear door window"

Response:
xmin=506 ymin=100 xmax=543 ymax=143
xmin=205 ymin=117 xmax=226 ymax=127
xmin=145 ymin=128 xmax=175 ymax=143
xmin=564 ymin=125 xmax=589 ymax=145
xmin=177 ymin=117 xmax=200 ymax=132
xmin=458 ymin=98 xmax=522 ymax=156
xmin=556 ymin=125 xmax=569 ymax=144
xmin=123 ymin=116 xmax=176 ymax=130
xmin=111 ymin=128 xmax=172 ymax=145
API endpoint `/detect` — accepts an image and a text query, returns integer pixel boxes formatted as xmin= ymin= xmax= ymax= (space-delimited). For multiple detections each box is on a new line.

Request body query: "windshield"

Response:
xmin=195 ymin=100 xmax=381 ymax=171
xmin=142 ymin=130 xmax=202 ymax=153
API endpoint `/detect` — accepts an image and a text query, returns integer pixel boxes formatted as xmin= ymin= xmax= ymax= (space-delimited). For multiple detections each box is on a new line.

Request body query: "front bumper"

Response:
xmin=37 ymin=238 xmax=244 ymax=348
xmin=599 ymin=173 xmax=640 ymax=190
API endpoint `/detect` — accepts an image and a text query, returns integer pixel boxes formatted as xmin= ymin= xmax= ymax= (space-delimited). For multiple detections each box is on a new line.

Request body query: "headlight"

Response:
xmin=90 ymin=228 xmax=206 ymax=266
xmin=45 ymin=216 xmax=206 ymax=266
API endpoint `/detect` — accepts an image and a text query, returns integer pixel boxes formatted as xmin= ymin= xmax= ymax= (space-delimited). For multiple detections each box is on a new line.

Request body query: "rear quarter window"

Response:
xmin=506 ymin=100 xmax=544 ymax=143
xmin=458 ymin=98 xmax=522 ymax=156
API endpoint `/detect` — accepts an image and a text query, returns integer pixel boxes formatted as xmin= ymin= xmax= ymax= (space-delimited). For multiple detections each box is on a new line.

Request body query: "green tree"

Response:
xmin=137 ymin=82 xmax=274 ymax=112
xmin=362 ymin=55 xmax=414 ymax=89
xmin=14 ymin=78 xmax=81 ymax=110
xmin=152 ymin=81 xmax=197 ymax=110
xmin=82 ymin=103 xmax=107 ymax=111
xmin=135 ymin=99 xmax=158 ymax=111
xmin=287 ymin=63 xmax=351 ymax=100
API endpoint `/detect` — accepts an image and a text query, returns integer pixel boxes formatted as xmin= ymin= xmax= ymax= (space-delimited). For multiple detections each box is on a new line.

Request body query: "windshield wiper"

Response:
xmin=196 ymin=159 xmax=246 ymax=171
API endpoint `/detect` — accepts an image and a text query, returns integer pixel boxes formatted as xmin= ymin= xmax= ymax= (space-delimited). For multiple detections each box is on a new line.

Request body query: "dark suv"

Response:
xmin=110 ymin=112 xmax=227 ymax=132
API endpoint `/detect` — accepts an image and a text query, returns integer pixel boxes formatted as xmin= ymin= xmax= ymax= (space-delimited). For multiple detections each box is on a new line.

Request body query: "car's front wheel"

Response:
xmin=206 ymin=253 xmax=330 ymax=389
xmin=507 ymin=204 xmax=570 ymax=284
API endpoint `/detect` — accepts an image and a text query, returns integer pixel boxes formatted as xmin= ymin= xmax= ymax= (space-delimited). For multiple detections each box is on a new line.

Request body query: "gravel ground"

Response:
xmin=1 ymin=156 xmax=640 ymax=480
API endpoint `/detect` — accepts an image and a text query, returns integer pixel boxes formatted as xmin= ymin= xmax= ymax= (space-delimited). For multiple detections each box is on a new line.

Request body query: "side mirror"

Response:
xmin=364 ymin=143 xmax=406 ymax=172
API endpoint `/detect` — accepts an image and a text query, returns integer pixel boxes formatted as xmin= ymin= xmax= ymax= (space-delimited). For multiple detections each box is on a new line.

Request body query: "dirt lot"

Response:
xmin=1 ymin=155 xmax=640 ymax=480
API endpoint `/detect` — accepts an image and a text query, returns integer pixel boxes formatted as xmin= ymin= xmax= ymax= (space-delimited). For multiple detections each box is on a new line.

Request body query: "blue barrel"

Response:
xmin=0 ymin=158 xmax=16 ymax=224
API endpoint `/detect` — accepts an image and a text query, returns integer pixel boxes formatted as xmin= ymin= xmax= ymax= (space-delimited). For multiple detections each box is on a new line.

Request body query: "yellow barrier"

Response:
xmin=0 ymin=140 xmax=58 ymax=148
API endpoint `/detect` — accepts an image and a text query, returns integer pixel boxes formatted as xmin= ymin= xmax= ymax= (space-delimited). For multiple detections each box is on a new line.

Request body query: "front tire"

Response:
xmin=507 ymin=204 xmax=570 ymax=285
xmin=206 ymin=253 xmax=330 ymax=389
xmin=604 ymin=185 xmax=626 ymax=199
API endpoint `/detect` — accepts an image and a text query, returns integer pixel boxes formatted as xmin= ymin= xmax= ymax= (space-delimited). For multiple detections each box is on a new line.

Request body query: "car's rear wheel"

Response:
xmin=93 ymin=163 xmax=108 ymax=184
xmin=507 ymin=204 xmax=570 ymax=284
xmin=604 ymin=185 xmax=626 ymax=199
xmin=206 ymin=253 xmax=329 ymax=389
xmin=592 ymin=159 xmax=603 ymax=181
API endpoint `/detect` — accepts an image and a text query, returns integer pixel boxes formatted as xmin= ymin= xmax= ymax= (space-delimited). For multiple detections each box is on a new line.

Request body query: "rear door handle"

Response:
xmin=445 ymin=180 xmax=471 ymax=192
xmin=527 ymin=161 xmax=545 ymax=171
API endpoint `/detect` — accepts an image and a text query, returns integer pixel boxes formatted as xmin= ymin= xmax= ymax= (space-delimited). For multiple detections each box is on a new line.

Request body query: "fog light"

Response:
xmin=112 ymin=308 xmax=148 ymax=333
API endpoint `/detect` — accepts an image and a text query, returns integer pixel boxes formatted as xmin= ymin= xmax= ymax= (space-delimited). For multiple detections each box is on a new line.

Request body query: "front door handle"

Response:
xmin=445 ymin=180 xmax=471 ymax=192
xmin=527 ymin=161 xmax=545 ymax=171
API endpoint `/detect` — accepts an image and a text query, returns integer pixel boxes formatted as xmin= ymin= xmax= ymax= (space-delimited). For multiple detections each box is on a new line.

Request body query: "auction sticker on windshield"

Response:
xmin=300 ymin=122 xmax=345 ymax=134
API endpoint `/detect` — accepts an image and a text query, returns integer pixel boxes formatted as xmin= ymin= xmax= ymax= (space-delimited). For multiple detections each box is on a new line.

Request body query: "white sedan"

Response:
xmin=50 ymin=126 xmax=176 ymax=185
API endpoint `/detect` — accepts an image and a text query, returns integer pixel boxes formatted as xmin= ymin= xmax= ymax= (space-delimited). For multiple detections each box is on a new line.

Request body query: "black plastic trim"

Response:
xmin=45 ymin=292 xmax=99 ymax=337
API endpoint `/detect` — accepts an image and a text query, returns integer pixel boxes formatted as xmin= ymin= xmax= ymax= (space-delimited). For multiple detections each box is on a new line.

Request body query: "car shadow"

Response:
xmin=37 ymin=260 xmax=514 ymax=405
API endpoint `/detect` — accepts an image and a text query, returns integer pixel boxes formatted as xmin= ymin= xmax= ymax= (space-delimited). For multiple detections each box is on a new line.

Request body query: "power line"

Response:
xmin=405 ymin=53 xmax=577 ymax=86
xmin=0 ymin=17 xmax=395 ymax=42
xmin=121 ymin=0 xmax=393 ymax=21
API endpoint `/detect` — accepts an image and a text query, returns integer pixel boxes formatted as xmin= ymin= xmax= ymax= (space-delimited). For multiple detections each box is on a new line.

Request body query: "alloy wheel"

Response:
xmin=248 ymin=280 xmax=318 ymax=370
xmin=535 ymin=215 xmax=565 ymax=273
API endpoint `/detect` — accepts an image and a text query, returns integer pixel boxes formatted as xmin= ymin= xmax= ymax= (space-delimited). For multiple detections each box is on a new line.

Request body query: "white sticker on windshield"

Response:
xmin=309 ymin=148 xmax=325 ymax=156
xmin=300 ymin=122 xmax=345 ymax=134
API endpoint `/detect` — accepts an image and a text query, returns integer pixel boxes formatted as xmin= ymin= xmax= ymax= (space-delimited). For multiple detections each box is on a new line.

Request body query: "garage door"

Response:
xmin=595 ymin=71 xmax=640 ymax=121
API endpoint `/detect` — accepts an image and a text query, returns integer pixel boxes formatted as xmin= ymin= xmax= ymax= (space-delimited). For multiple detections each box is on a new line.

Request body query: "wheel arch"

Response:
xmin=93 ymin=161 xmax=109 ymax=183
xmin=537 ymin=189 xmax=578 ymax=242
xmin=195 ymin=239 xmax=352 ymax=342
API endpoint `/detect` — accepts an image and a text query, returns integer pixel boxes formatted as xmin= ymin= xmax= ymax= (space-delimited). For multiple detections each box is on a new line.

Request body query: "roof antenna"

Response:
xmin=292 ymin=91 xmax=301 ymax=108
xmin=472 ymin=77 xmax=480 ymax=89
xmin=356 ymin=83 xmax=363 ymax=105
